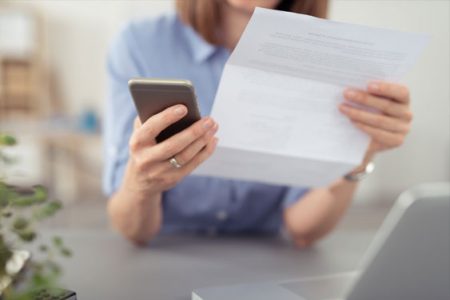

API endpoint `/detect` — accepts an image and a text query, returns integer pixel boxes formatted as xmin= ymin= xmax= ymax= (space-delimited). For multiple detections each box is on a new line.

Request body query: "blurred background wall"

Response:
xmin=0 ymin=0 xmax=448 ymax=206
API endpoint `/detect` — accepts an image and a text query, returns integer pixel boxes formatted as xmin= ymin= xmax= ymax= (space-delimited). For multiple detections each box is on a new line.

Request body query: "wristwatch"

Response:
xmin=344 ymin=161 xmax=375 ymax=182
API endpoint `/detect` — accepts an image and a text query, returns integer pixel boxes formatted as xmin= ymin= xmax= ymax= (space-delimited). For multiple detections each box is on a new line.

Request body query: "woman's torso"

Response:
xmin=103 ymin=13 xmax=308 ymax=235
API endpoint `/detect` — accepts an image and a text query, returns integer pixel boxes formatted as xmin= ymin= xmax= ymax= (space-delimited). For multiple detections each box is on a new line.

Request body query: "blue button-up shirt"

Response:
xmin=103 ymin=13 xmax=309 ymax=234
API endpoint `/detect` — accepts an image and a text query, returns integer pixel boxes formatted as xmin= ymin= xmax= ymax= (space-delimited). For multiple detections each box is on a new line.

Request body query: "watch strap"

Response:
xmin=344 ymin=161 xmax=375 ymax=182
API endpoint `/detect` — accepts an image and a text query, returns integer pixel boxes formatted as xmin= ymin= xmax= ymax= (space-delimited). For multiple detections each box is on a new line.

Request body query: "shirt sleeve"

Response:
xmin=282 ymin=186 xmax=310 ymax=209
xmin=102 ymin=22 xmax=144 ymax=197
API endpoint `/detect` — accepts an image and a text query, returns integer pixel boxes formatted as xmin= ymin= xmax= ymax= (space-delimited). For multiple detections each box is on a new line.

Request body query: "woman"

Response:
xmin=104 ymin=0 xmax=412 ymax=246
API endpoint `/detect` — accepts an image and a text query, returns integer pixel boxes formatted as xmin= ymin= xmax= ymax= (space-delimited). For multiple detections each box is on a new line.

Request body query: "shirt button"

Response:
xmin=216 ymin=210 xmax=228 ymax=221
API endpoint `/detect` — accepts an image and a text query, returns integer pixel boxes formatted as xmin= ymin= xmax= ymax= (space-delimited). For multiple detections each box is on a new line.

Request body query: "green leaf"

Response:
xmin=60 ymin=248 xmax=72 ymax=257
xmin=33 ymin=201 xmax=63 ymax=220
xmin=0 ymin=235 xmax=13 ymax=271
xmin=9 ymin=185 xmax=48 ymax=207
xmin=52 ymin=236 xmax=63 ymax=247
xmin=12 ymin=217 xmax=29 ymax=230
xmin=31 ymin=272 xmax=50 ymax=286
xmin=2 ymin=211 xmax=13 ymax=218
xmin=15 ymin=229 xmax=36 ymax=242
xmin=33 ymin=185 xmax=48 ymax=202
xmin=0 ymin=183 xmax=15 ymax=207
xmin=0 ymin=134 xmax=17 ymax=146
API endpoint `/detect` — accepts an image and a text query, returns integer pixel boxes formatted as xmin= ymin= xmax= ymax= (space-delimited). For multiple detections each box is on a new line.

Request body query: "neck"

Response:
xmin=220 ymin=3 xmax=253 ymax=50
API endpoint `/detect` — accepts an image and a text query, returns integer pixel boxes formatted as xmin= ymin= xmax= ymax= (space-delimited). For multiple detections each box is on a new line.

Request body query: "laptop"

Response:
xmin=192 ymin=182 xmax=450 ymax=300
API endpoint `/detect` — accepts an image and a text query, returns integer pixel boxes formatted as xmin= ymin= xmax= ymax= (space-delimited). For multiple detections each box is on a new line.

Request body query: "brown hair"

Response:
xmin=176 ymin=0 xmax=329 ymax=45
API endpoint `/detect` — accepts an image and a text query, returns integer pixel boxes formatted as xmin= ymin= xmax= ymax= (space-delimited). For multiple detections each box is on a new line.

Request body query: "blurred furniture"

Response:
xmin=0 ymin=115 xmax=103 ymax=203
xmin=49 ymin=226 xmax=377 ymax=300
xmin=42 ymin=131 xmax=103 ymax=203
xmin=0 ymin=5 xmax=49 ymax=119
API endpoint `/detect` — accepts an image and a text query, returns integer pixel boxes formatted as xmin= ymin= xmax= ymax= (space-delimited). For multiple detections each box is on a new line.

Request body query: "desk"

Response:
xmin=50 ymin=227 xmax=377 ymax=300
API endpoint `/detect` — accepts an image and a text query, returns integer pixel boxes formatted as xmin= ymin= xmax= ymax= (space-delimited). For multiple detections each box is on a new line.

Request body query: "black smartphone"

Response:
xmin=128 ymin=78 xmax=202 ymax=143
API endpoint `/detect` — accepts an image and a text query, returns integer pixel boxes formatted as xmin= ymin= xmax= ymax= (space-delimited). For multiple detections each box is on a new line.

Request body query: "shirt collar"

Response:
xmin=180 ymin=18 xmax=218 ymax=63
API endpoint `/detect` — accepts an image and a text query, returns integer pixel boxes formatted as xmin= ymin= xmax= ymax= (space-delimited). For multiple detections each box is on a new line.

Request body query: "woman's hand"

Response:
xmin=108 ymin=104 xmax=218 ymax=244
xmin=124 ymin=104 xmax=218 ymax=198
xmin=340 ymin=81 xmax=413 ymax=157
xmin=284 ymin=81 xmax=413 ymax=248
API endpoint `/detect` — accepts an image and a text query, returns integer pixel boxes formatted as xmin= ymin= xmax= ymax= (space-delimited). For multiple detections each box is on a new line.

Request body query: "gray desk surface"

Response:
xmin=47 ymin=226 xmax=378 ymax=300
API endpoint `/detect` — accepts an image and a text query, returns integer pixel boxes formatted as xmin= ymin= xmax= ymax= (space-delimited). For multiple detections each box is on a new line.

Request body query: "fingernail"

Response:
xmin=206 ymin=130 xmax=214 ymax=137
xmin=344 ymin=89 xmax=357 ymax=99
xmin=369 ymin=82 xmax=380 ymax=91
xmin=203 ymin=119 xmax=213 ymax=129
xmin=207 ymin=123 xmax=219 ymax=135
xmin=339 ymin=104 xmax=350 ymax=112
xmin=174 ymin=105 xmax=187 ymax=115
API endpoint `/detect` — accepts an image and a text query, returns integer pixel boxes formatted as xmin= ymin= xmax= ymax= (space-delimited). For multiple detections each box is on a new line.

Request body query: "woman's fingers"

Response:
xmin=339 ymin=103 xmax=410 ymax=134
xmin=142 ymin=136 xmax=218 ymax=191
xmin=152 ymin=117 xmax=217 ymax=160
xmin=132 ymin=112 xmax=218 ymax=175
xmin=173 ymin=123 xmax=219 ymax=165
xmin=351 ymin=121 xmax=405 ymax=148
xmin=130 ymin=105 xmax=188 ymax=151
xmin=367 ymin=81 xmax=410 ymax=103
xmin=133 ymin=117 xmax=142 ymax=130
xmin=127 ymin=106 xmax=219 ymax=193
xmin=344 ymin=89 xmax=413 ymax=121
xmin=176 ymin=137 xmax=219 ymax=178
xmin=149 ymin=137 xmax=218 ymax=190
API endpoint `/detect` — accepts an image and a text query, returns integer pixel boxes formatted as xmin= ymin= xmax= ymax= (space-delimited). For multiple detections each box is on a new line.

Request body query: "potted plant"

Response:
xmin=0 ymin=134 xmax=75 ymax=299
